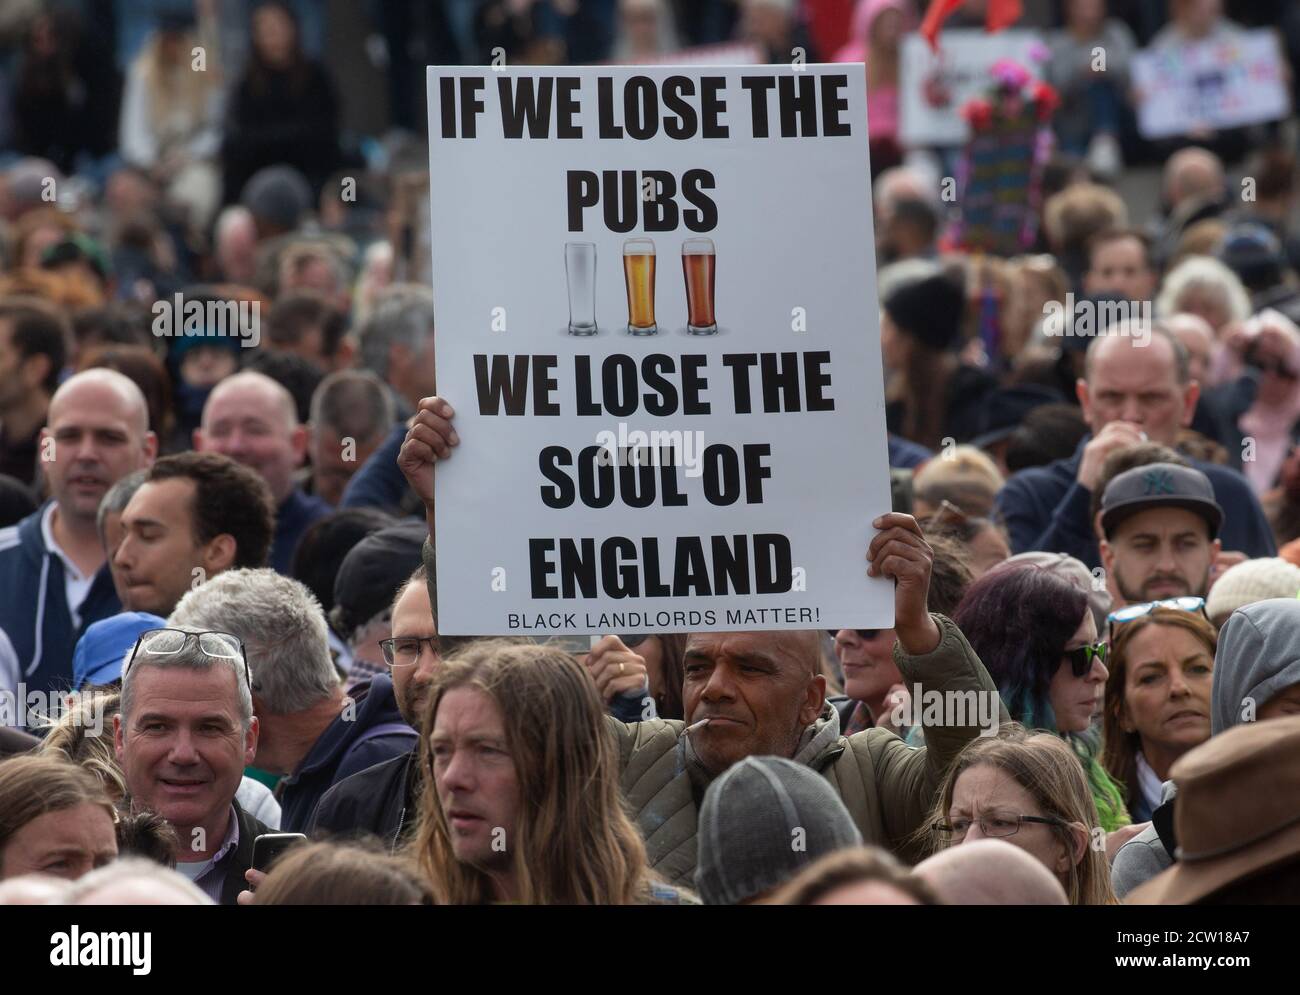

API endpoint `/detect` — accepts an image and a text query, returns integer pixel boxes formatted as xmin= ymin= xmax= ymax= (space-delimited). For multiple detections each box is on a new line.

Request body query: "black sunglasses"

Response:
xmin=1063 ymin=641 xmax=1108 ymax=678
xmin=126 ymin=627 xmax=253 ymax=693
xmin=828 ymin=629 xmax=883 ymax=640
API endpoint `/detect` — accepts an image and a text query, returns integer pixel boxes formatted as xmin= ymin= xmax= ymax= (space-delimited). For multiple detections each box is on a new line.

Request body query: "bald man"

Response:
xmin=915 ymin=839 xmax=1068 ymax=905
xmin=1163 ymin=148 xmax=1225 ymax=214
xmin=995 ymin=325 xmax=1274 ymax=568
xmin=194 ymin=371 xmax=330 ymax=573
xmin=0 ymin=370 xmax=157 ymax=701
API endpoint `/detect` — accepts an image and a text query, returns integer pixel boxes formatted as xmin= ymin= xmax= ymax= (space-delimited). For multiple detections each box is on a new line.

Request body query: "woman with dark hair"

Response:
xmin=635 ymin=633 xmax=687 ymax=721
xmin=952 ymin=567 xmax=1129 ymax=831
xmin=880 ymin=263 xmax=995 ymax=450
xmin=12 ymin=8 xmax=120 ymax=175
xmin=220 ymin=0 xmax=341 ymax=202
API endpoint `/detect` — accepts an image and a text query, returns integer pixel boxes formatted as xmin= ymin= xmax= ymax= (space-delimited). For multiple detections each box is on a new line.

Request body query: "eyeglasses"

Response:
xmin=1063 ymin=641 xmax=1108 ymax=678
xmin=1107 ymin=597 xmax=1206 ymax=644
xmin=828 ymin=629 xmax=883 ymax=640
xmin=126 ymin=628 xmax=252 ymax=692
xmin=931 ymin=813 xmax=1067 ymax=842
xmin=379 ymin=636 xmax=440 ymax=669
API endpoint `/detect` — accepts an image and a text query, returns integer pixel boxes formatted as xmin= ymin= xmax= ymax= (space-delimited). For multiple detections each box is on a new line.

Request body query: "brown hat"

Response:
xmin=1126 ymin=715 xmax=1300 ymax=905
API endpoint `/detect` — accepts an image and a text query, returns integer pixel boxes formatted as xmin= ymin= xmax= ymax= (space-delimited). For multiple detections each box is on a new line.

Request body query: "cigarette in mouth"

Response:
xmin=685 ymin=718 xmax=710 ymax=734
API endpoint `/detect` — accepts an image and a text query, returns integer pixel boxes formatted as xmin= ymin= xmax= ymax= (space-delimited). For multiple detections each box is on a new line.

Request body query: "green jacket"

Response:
xmin=610 ymin=614 xmax=1009 ymax=888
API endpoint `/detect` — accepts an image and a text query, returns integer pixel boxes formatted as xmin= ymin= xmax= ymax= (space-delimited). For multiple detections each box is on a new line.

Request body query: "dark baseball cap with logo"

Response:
xmin=1099 ymin=462 xmax=1223 ymax=539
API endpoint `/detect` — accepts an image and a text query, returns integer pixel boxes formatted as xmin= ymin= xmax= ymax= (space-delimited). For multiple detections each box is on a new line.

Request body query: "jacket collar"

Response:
xmin=680 ymin=700 xmax=844 ymax=793
xmin=284 ymin=674 xmax=402 ymax=783
xmin=218 ymin=799 xmax=263 ymax=906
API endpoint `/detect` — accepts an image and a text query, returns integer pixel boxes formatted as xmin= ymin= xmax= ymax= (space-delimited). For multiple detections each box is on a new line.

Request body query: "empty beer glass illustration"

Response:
xmin=623 ymin=238 xmax=657 ymax=335
xmin=565 ymin=242 xmax=597 ymax=335
xmin=682 ymin=238 xmax=717 ymax=334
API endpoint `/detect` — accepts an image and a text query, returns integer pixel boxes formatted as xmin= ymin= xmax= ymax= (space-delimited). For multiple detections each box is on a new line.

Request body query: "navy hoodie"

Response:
xmin=276 ymin=673 xmax=417 ymax=833
xmin=995 ymin=436 xmax=1276 ymax=569
xmin=0 ymin=504 xmax=121 ymax=703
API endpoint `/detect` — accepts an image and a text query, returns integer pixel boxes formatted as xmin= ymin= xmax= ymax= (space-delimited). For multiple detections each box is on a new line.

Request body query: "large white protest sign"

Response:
xmin=899 ymin=30 xmax=1043 ymax=147
xmin=1132 ymin=29 xmax=1289 ymax=140
xmin=425 ymin=65 xmax=893 ymax=636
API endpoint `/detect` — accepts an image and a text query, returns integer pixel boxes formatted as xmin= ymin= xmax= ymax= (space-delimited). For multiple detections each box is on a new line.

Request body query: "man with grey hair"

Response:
xmin=168 ymin=568 xmax=415 ymax=834
xmin=338 ymin=285 xmax=437 ymax=510
xmin=995 ymin=325 xmax=1273 ymax=568
xmin=308 ymin=371 xmax=395 ymax=506
xmin=115 ymin=626 xmax=267 ymax=905
xmin=356 ymin=283 xmax=437 ymax=412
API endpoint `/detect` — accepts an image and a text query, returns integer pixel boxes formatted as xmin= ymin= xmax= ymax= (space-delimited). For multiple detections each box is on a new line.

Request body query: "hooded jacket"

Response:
xmin=0 ymin=504 xmax=122 ymax=701
xmin=276 ymin=673 xmax=417 ymax=833
xmin=611 ymin=614 xmax=1007 ymax=887
xmin=1211 ymin=598 xmax=1300 ymax=734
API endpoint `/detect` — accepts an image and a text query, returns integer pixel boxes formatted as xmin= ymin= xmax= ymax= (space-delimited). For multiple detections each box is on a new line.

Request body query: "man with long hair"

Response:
xmin=411 ymin=640 xmax=687 ymax=904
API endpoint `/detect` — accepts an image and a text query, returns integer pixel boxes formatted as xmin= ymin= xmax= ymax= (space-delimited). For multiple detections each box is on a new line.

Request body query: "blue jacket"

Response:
xmin=276 ymin=673 xmax=417 ymax=834
xmin=995 ymin=436 xmax=1276 ymax=569
xmin=340 ymin=422 xmax=408 ymax=511
xmin=888 ymin=434 xmax=932 ymax=470
xmin=0 ymin=504 xmax=122 ymax=701
xmin=271 ymin=488 xmax=332 ymax=574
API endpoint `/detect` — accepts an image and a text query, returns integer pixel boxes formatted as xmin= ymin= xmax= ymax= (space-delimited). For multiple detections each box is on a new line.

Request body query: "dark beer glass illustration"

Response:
xmin=682 ymin=237 xmax=717 ymax=335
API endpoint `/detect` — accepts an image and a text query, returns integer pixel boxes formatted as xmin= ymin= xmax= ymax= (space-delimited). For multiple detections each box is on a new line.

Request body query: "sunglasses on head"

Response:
xmin=1107 ymin=596 xmax=1207 ymax=643
xmin=828 ymin=629 xmax=883 ymax=640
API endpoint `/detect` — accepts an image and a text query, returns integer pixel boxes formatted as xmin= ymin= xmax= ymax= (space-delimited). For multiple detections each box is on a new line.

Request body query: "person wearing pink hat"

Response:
xmin=834 ymin=0 xmax=914 ymax=177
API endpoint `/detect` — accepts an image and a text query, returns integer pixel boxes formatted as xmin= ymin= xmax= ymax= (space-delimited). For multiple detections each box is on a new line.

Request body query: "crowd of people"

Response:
xmin=1 ymin=0 xmax=1299 ymax=908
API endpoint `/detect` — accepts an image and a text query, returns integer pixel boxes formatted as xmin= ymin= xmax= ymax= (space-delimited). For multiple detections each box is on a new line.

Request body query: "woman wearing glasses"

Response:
xmin=923 ymin=726 xmax=1117 ymax=905
xmin=952 ymin=566 xmax=1130 ymax=832
xmin=1102 ymin=599 xmax=1216 ymax=822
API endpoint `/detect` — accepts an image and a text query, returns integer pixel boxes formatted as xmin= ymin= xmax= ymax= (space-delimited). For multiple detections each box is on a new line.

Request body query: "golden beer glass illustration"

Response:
xmin=623 ymin=238 xmax=657 ymax=335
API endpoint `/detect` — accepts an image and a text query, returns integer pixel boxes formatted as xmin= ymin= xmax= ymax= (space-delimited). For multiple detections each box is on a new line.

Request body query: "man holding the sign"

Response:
xmin=398 ymin=398 xmax=1007 ymax=885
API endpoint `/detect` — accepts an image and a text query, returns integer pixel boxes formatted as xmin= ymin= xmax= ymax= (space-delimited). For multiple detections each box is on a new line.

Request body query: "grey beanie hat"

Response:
xmin=695 ymin=756 xmax=862 ymax=905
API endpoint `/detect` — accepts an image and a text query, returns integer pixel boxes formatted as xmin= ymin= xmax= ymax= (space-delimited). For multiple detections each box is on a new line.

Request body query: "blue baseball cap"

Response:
xmin=72 ymin=612 xmax=166 ymax=690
